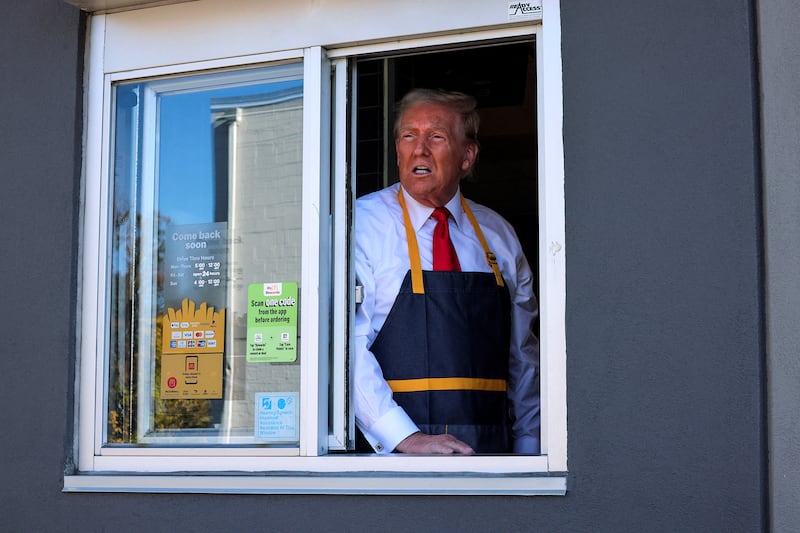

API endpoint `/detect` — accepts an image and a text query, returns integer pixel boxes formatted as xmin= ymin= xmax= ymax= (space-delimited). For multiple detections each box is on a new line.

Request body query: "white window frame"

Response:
xmin=67 ymin=0 xmax=566 ymax=496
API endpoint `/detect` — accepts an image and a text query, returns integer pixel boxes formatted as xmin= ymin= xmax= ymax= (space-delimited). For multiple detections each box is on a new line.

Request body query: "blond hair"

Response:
xmin=393 ymin=88 xmax=480 ymax=144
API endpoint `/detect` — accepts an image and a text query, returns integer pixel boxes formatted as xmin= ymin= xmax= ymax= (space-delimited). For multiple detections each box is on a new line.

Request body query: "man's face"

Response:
xmin=395 ymin=102 xmax=478 ymax=208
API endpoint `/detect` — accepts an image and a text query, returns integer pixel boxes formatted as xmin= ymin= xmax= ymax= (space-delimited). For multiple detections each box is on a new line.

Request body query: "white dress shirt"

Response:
xmin=354 ymin=183 xmax=540 ymax=454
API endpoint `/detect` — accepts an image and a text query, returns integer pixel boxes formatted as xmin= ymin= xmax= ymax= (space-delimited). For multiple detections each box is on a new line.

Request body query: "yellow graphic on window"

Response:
xmin=161 ymin=298 xmax=225 ymax=355
xmin=160 ymin=298 xmax=225 ymax=399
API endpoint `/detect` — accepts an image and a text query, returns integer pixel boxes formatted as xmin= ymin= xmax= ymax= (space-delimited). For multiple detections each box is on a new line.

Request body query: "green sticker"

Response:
xmin=246 ymin=282 xmax=298 ymax=363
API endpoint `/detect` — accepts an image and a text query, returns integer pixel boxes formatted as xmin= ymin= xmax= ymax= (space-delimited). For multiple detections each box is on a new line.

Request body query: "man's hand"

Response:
xmin=395 ymin=431 xmax=475 ymax=454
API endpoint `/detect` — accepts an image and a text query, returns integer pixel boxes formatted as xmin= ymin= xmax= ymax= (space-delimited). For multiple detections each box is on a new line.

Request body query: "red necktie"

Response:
xmin=431 ymin=207 xmax=461 ymax=271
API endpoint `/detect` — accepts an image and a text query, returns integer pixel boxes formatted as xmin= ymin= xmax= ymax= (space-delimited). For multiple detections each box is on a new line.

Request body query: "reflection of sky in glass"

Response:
xmin=158 ymin=80 xmax=302 ymax=225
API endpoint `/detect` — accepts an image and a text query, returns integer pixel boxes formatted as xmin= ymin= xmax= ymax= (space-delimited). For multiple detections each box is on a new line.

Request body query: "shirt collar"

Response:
xmin=399 ymin=185 xmax=464 ymax=233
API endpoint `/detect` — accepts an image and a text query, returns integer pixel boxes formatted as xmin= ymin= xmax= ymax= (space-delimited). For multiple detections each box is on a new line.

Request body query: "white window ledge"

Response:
xmin=64 ymin=473 xmax=567 ymax=496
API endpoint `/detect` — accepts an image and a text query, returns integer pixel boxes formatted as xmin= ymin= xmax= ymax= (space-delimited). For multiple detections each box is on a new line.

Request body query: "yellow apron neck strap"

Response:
xmin=460 ymin=195 xmax=505 ymax=288
xmin=397 ymin=188 xmax=505 ymax=294
xmin=397 ymin=188 xmax=426 ymax=294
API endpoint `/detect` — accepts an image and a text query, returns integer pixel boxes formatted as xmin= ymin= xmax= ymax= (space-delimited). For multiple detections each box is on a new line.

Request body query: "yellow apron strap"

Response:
xmin=460 ymin=195 xmax=505 ymax=288
xmin=397 ymin=188 xmax=425 ymax=294
xmin=397 ymin=188 xmax=505 ymax=293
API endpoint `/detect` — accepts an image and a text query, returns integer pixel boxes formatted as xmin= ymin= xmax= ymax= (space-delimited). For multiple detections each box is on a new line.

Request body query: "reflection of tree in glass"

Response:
xmin=106 ymin=212 xmax=210 ymax=444
xmin=107 ymin=208 xmax=137 ymax=444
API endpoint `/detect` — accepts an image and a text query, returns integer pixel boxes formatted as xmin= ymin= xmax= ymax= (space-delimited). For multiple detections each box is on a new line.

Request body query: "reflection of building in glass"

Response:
xmin=211 ymin=86 xmax=304 ymax=435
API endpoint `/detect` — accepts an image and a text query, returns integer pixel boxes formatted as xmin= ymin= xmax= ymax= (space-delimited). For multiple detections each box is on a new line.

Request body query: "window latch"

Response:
xmin=355 ymin=284 xmax=363 ymax=304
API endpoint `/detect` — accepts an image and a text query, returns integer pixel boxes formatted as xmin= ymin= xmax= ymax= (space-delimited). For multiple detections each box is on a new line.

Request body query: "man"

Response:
xmin=354 ymin=88 xmax=540 ymax=455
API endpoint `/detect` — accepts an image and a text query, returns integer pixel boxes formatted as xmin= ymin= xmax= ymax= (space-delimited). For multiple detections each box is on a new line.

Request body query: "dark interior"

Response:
xmin=354 ymin=41 xmax=539 ymax=277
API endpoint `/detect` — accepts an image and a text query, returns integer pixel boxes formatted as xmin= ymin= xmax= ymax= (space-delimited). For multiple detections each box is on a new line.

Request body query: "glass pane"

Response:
xmin=106 ymin=62 xmax=304 ymax=447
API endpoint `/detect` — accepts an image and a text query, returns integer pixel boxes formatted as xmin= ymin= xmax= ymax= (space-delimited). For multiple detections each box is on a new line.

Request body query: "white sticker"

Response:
xmin=255 ymin=392 xmax=299 ymax=442
xmin=508 ymin=0 xmax=542 ymax=21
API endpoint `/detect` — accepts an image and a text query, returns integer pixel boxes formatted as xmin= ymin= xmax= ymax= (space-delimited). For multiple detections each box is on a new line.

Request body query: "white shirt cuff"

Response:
xmin=360 ymin=405 xmax=419 ymax=454
xmin=513 ymin=435 xmax=541 ymax=455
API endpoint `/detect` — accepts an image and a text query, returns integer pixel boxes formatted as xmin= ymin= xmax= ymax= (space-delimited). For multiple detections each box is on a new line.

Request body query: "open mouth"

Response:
xmin=412 ymin=166 xmax=431 ymax=175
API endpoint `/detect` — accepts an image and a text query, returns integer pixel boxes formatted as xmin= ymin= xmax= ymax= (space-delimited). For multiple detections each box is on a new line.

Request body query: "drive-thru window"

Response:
xmin=67 ymin=0 xmax=566 ymax=495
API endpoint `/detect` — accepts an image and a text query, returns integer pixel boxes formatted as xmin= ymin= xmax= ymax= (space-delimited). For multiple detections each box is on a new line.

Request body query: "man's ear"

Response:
xmin=461 ymin=142 xmax=479 ymax=172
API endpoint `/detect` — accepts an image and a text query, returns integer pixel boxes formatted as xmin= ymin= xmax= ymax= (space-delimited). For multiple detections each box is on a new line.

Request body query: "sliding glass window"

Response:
xmin=106 ymin=62 xmax=306 ymax=447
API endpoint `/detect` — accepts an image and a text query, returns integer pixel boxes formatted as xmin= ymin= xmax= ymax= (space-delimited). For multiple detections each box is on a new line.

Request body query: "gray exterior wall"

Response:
xmin=0 ymin=0 xmax=783 ymax=531
xmin=759 ymin=0 xmax=800 ymax=531
xmin=560 ymin=1 xmax=765 ymax=530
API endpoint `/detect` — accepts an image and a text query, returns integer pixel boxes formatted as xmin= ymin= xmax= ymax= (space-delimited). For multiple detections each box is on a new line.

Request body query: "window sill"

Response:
xmin=64 ymin=472 xmax=567 ymax=496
